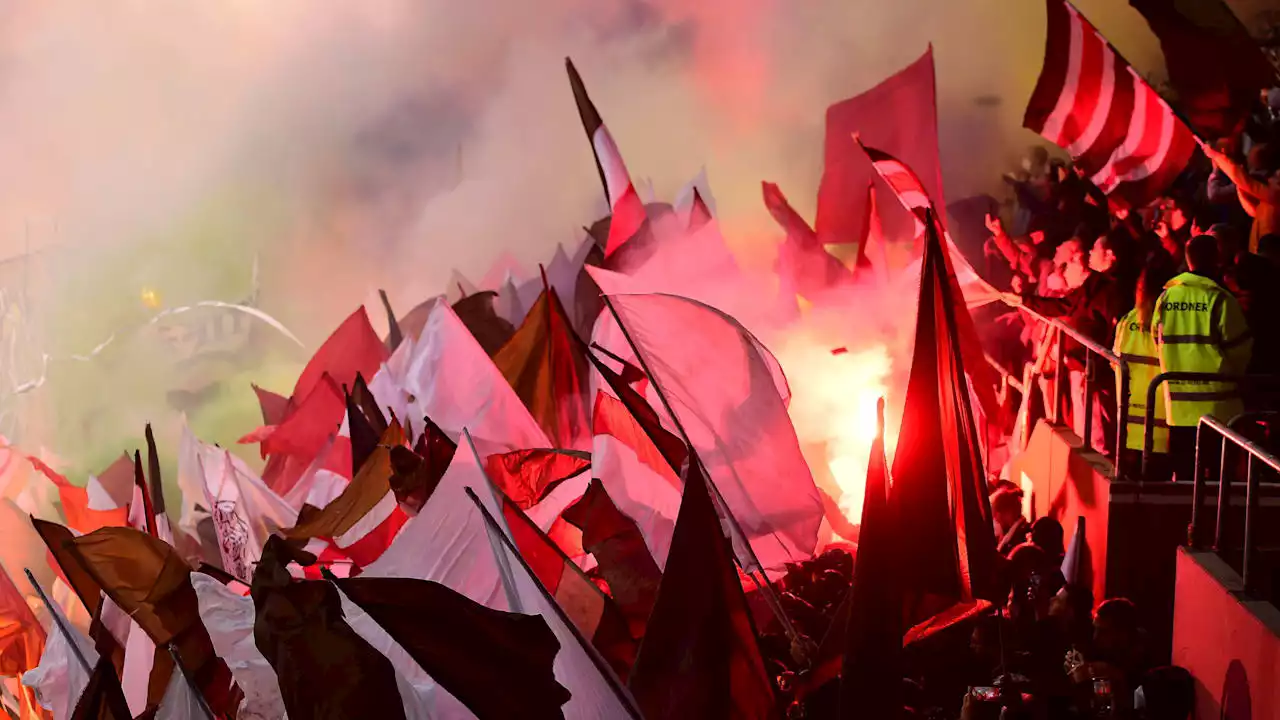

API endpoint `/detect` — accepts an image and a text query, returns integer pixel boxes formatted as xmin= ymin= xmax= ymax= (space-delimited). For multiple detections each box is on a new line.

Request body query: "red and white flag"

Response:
xmin=567 ymin=57 xmax=646 ymax=258
xmin=1024 ymin=0 xmax=1197 ymax=207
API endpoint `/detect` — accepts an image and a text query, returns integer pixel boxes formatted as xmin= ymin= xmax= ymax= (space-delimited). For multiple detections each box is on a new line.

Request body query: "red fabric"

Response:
xmin=291 ymin=308 xmax=389 ymax=403
xmin=334 ymin=506 xmax=410 ymax=569
xmin=502 ymin=500 xmax=567 ymax=595
xmin=253 ymin=384 xmax=292 ymax=427
xmin=263 ymin=373 xmax=345 ymax=461
xmin=889 ymin=221 xmax=1000 ymax=627
xmin=28 ymin=458 xmax=127 ymax=534
xmin=1024 ymin=0 xmax=1197 ymax=208
xmin=764 ymin=181 xmax=854 ymax=301
xmin=605 ymin=184 xmax=647 ymax=258
xmin=817 ymin=48 xmax=943 ymax=252
xmin=483 ymin=449 xmax=590 ymax=510
xmin=263 ymin=437 xmax=352 ymax=496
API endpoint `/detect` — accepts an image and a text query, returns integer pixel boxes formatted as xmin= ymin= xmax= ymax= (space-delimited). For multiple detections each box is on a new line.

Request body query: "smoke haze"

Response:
xmin=0 ymin=0 xmax=1223 ymax=466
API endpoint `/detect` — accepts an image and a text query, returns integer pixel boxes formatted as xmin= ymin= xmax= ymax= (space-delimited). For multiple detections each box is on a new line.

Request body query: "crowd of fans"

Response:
xmin=980 ymin=86 xmax=1280 ymax=483
xmin=745 ymin=84 xmax=1280 ymax=720
xmin=757 ymin=490 xmax=1192 ymax=718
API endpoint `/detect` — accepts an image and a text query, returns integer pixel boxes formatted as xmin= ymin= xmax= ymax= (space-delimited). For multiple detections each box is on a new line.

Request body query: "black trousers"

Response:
xmin=1169 ymin=426 xmax=1220 ymax=484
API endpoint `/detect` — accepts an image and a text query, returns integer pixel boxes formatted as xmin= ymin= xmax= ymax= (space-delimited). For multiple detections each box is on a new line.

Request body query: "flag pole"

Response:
xmin=464 ymin=487 xmax=645 ymax=720
xmin=461 ymin=429 xmax=527 ymax=614
xmin=166 ymin=643 xmax=215 ymax=720
xmin=23 ymin=568 xmax=92 ymax=675
xmin=598 ymin=294 xmax=804 ymax=646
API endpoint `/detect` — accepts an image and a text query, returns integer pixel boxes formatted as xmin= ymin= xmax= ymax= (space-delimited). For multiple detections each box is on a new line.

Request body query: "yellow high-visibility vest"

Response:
xmin=1113 ymin=308 xmax=1169 ymax=453
xmin=1152 ymin=272 xmax=1253 ymax=427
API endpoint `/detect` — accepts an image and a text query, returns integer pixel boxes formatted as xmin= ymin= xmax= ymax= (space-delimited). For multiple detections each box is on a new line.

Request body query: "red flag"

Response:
xmin=291 ymin=307 xmax=389 ymax=403
xmin=627 ymin=466 xmax=773 ymax=718
xmin=566 ymin=58 xmax=646 ymax=258
xmin=483 ymin=449 xmax=591 ymax=510
xmin=1130 ymin=0 xmax=1275 ymax=139
xmin=251 ymin=384 xmax=291 ymax=427
xmin=29 ymin=458 xmax=127 ymax=535
xmin=688 ymin=188 xmax=713 ymax=233
xmin=1024 ymin=0 xmax=1198 ymax=207
xmin=496 ymin=488 xmax=636 ymax=680
xmin=494 ymin=287 xmax=592 ymax=450
xmin=817 ymin=48 xmax=943 ymax=250
xmin=261 ymin=373 xmax=345 ymax=462
xmin=763 ymin=182 xmax=853 ymax=302
xmin=0 ymin=565 xmax=47 ymax=720
xmin=856 ymin=139 xmax=1002 ymax=420
xmin=890 ymin=216 xmax=1000 ymax=626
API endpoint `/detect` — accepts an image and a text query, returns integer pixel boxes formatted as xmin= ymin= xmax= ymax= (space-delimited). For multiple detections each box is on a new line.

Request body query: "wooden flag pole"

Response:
xmin=598 ymin=294 xmax=805 ymax=648
xmin=465 ymin=487 xmax=645 ymax=720
xmin=166 ymin=643 xmax=215 ymax=720
xmin=23 ymin=568 xmax=92 ymax=675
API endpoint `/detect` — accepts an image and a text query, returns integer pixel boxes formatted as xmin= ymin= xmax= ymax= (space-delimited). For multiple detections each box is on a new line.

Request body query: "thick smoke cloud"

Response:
xmin=0 ymin=0 xmax=1182 ymax=463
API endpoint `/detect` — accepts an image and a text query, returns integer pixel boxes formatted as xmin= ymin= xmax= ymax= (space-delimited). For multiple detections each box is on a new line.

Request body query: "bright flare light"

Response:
xmin=773 ymin=330 xmax=895 ymax=534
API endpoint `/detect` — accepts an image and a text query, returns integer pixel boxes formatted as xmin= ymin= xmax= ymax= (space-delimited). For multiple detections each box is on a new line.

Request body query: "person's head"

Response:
xmin=1185 ymin=234 xmax=1220 ymax=275
xmin=1055 ymin=237 xmax=1089 ymax=287
xmin=1209 ymin=223 xmax=1244 ymax=264
xmin=1191 ymin=206 xmax=1220 ymax=238
xmin=1134 ymin=666 xmax=1194 ymax=720
xmin=1031 ymin=517 xmax=1065 ymax=558
xmin=1093 ymin=598 xmax=1141 ymax=664
xmin=1089 ymin=235 xmax=1117 ymax=273
xmin=1136 ymin=261 xmax=1176 ymax=329
xmin=990 ymin=487 xmax=1024 ymax=531
xmin=1008 ymin=543 xmax=1063 ymax=621
xmin=1023 ymin=146 xmax=1050 ymax=173
xmin=1165 ymin=198 xmax=1190 ymax=230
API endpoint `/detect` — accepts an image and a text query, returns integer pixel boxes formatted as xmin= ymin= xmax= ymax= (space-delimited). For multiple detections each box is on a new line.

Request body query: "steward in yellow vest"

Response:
xmin=1114 ymin=307 xmax=1169 ymax=453
xmin=1152 ymin=265 xmax=1252 ymax=427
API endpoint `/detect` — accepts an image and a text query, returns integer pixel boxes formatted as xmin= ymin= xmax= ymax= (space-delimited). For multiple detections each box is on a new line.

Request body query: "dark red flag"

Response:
xmin=561 ymin=479 xmax=661 ymax=640
xmin=484 ymin=449 xmax=590 ymax=510
xmin=389 ymin=418 xmax=456 ymax=513
xmin=890 ymin=214 xmax=999 ymax=626
xmin=838 ymin=399 xmax=903 ymax=717
xmin=763 ymin=182 xmax=853 ymax=302
xmin=1131 ymin=0 xmax=1276 ymax=139
xmin=627 ymin=465 xmax=774 ymax=719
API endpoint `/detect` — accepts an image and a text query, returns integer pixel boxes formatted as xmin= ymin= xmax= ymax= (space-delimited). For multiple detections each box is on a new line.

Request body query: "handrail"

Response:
xmin=1139 ymin=374 xmax=1280 ymax=479
xmin=1188 ymin=415 xmax=1280 ymax=594
xmin=1005 ymin=300 xmax=1129 ymax=479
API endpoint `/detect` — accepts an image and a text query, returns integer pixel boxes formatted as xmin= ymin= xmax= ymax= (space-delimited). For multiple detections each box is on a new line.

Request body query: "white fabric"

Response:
xmin=120 ymin=617 xmax=155 ymax=716
xmin=336 ymin=586 xmax=473 ymax=719
xmin=22 ymin=601 xmax=98 ymax=720
xmin=673 ymin=166 xmax=716 ymax=222
xmin=402 ymin=303 xmax=550 ymax=456
xmin=478 ymin=487 xmax=634 ymax=719
xmin=85 ymin=475 xmax=121 ymax=512
xmin=281 ymin=435 xmax=349 ymax=513
xmin=195 ymin=446 xmax=298 ymax=582
xmin=364 ymin=333 xmax=419 ymax=428
xmin=190 ymin=573 xmax=287 ymax=720
xmin=153 ymin=662 xmax=207 ymax=720
xmin=362 ymin=448 xmax=504 ymax=608
xmin=176 ymin=422 xmax=212 ymax=537
xmin=592 ymin=424 xmax=680 ymax=569
xmin=589 ymin=285 xmax=823 ymax=572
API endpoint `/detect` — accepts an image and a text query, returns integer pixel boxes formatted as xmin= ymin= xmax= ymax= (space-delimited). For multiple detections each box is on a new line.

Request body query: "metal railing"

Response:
xmin=1007 ymin=302 xmax=1130 ymax=480
xmin=1141 ymin=374 xmax=1280 ymax=479
xmin=1188 ymin=415 xmax=1280 ymax=594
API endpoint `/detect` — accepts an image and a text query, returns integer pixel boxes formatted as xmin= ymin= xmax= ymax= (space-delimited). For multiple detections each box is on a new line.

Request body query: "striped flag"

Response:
xmin=566 ymin=57 xmax=646 ymax=258
xmin=855 ymin=139 xmax=932 ymax=232
xmin=1024 ymin=0 xmax=1197 ymax=207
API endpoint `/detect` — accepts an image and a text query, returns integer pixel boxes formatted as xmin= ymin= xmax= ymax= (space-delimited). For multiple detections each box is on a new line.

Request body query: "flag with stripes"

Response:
xmin=1024 ymin=0 xmax=1197 ymax=207
xmin=855 ymin=140 xmax=933 ymax=232
xmin=567 ymin=57 xmax=647 ymax=258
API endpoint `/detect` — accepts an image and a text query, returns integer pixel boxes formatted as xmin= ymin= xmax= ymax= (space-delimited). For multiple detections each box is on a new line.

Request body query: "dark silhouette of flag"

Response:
xmin=337 ymin=576 xmax=571 ymax=719
xmin=627 ymin=465 xmax=773 ymax=718
xmin=389 ymin=418 xmax=456 ymax=514
xmin=890 ymin=214 xmax=999 ymax=626
xmin=838 ymin=399 xmax=903 ymax=718
xmin=250 ymin=538 xmax=407 ymax=720
xmin=1130 ymin=0 xmax=1276 ymax=139
xmin=69 ymin=656 xmax=132 ymax=720
xmin=561 ymin=479 xmax=661 ymax=640
xmin=762 ymin=181 xmax=853 ymax=302
xmin=378 ymin=288 xmax=404 ymax=351
xmin=450 ymin=293 xmax=516 ymax=357
xmin=344 ymin=384 xmax=381 ymax=478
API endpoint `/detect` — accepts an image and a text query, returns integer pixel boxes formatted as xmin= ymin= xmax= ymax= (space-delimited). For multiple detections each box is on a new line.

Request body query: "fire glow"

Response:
xmin=772 ymin=328 xmax=896 ymax=532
